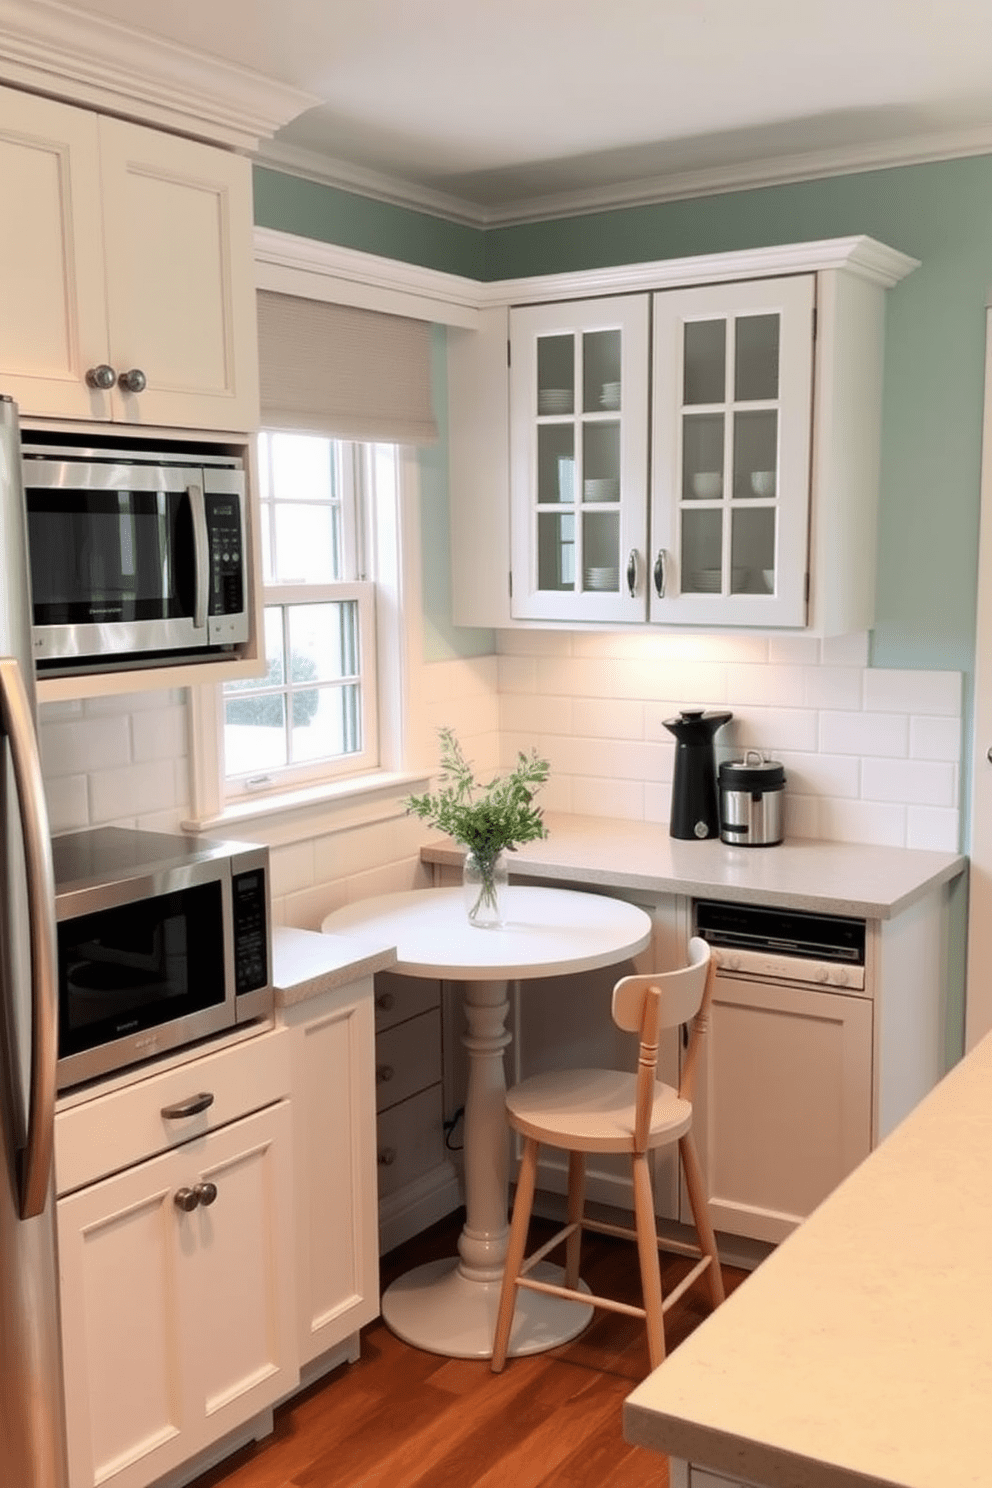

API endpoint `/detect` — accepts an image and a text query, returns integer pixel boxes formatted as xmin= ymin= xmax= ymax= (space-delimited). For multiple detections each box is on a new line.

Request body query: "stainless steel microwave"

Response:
xmin=52 ymin=827 xmax=272 ymax=1091
xmin=21 ymin=434 xmax=249 ymax=673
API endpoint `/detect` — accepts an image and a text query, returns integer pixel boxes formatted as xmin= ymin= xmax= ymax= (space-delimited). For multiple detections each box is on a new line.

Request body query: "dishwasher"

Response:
xmin=687 ymin=899 xmax=872 ymax=1248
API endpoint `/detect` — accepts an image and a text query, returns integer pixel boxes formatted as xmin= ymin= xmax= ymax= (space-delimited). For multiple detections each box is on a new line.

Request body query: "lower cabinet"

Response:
xmin=688 ymin=974 xmax=873 ymax=1245
xmin=280 ymin=979 xmax=380 ymax=1369
xmin=56 ymin=1094 xmax=296 ymax=1488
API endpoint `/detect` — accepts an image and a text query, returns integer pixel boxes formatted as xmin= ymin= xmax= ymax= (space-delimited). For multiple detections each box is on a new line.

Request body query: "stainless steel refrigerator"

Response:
xmin=0 ymin=394 xmax=67 ymax=1486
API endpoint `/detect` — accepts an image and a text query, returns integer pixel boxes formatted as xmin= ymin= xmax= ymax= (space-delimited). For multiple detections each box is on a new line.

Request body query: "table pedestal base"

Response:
xmin=381 ymin=1257 xmax=594 ymax=1360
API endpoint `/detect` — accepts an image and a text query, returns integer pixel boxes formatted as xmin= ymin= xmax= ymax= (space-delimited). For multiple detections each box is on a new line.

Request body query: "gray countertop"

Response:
xmin=271 ymin=924 xmax=396 ymax=1007
xmin=420 ymin=814 xmax=966 ymax=919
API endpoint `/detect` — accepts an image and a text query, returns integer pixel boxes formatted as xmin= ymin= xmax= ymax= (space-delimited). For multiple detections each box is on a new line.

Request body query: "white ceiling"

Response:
xmin=38 ymin=0 xmax=992 ymax=222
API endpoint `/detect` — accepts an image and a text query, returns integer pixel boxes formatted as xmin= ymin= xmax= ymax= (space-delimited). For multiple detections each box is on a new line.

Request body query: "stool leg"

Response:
xmin=632 ymin=1152 xmax=665 ymax=1370
xmin=564 ymin=1150 xmax=585 ymax=1290
xmin=491 ymin=1136 xmax=539 ymax=1371
xmin=680 ymin=1131 xmax=725 ymax=1308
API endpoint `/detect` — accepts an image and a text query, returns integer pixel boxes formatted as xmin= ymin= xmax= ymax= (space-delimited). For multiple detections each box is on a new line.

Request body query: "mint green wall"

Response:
xmin=254 ymin=154 xmax=991 ymax=703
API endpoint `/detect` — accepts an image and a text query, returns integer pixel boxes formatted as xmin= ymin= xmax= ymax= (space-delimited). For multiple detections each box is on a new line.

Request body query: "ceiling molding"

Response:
xmin=254 ymin=228 xmax=920 ymax=326
xmin=0 ymin=0 xmax=317 ymax=151
xmin=257 ymin=121 xmax=992 ymax=229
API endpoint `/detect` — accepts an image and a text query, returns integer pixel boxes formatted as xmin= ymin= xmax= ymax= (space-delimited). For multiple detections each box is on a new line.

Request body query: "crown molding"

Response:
xmin=254 ymin=228 xmax=919 ymax=327
xmin=0 ymin=0 xmax=317 ymax=151
xmin=254 ymin=228 xmax=483 ymax=329
xmin=258 ymin=121 xmax=992 ymax=229
xmin=254 ymin=138 xmax=489 ymax=227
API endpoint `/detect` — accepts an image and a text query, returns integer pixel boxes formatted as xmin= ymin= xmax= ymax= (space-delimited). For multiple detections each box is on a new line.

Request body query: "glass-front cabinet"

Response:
xmin=650 ymin=275 xmax=815 ymax=626
xmin=509 ymin=295 xmax=649 ymax=621
xmin=509 ymin=276 xmax=814 ymax=627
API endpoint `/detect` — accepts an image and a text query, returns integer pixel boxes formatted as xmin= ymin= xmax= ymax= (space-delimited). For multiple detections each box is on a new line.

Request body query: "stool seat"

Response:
xmin=507 ymin=1069 xmax=693 ymax=1152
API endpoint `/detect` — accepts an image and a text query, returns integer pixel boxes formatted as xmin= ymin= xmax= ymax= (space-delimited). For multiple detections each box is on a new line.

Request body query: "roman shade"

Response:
xmin=256 ymin=289 xmax=438 ymax=444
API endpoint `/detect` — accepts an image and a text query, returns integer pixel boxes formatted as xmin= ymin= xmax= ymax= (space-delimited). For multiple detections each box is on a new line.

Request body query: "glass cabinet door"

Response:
xmin=510 ymin=295 xmax=649 ymax=621
xmin=651 ymin=275 xmax=815 ymax=628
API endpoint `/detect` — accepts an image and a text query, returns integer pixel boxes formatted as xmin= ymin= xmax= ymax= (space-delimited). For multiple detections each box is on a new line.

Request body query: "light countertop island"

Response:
xmin=271 ymin=923 xmax=397 ymax=1007
xmin=623 ymin=1029 xmax=992 ymax=1488
xmin=420 ymin=813 xmax=966 ymax=920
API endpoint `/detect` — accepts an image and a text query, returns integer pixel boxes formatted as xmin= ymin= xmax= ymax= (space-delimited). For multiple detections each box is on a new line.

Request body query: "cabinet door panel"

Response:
xmin=690 ymin=975 xmax=872 ymax=1243
xmin=651 ymin=276 xmax=815 ymax=627
xmin=98 ymin=116 xmax=259 ymax=430
xmin=510 ymin=295 xmax=649 ymax=622
xmin=0 ymin=88 xmax=111 ymax=419
xmin=291 ymin=993 xmax=379 ymax=1364
xmin=58 ymin=1159 xmax=198 ymax=1488
xmin=183 ymin=1102 xmax=297 ymax=1433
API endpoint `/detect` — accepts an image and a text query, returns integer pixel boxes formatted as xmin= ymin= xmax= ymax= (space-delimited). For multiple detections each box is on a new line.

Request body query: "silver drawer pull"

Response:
xmin=161 ymin=1092 xmax=215 ymax=1120
xmin=375 ymin=991 xmax=395 ymax=1011
xmin=378 ymin=1147 xmax=397 ymax=1167
xmin=376 ymin=1064 xmax=394 ymax=1084
xmin=194 ymin=1181 xmax=218 ymax=1207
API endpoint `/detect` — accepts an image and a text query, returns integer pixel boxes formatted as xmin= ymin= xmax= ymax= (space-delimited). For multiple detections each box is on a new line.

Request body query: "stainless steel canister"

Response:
xmin=718 ymin=751 xmax=785 ymax=846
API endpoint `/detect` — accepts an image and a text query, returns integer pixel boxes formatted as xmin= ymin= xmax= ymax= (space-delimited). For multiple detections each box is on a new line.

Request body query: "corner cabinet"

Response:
xmin=0 ymin=84 xmax=259 ymax=432
xmin=451 ymin=237 xmax=919 ymax=635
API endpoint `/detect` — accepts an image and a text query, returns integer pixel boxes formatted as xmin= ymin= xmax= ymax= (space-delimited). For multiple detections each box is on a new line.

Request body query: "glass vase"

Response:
xmin=463 ymin=849 xmax=508 ymax=928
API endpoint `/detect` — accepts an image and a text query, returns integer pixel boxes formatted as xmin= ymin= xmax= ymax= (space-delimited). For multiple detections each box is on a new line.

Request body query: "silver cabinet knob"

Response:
xmin=987 ymin=746 xmax=992 ymax=764
xmin=653 ymin=549 xmax=668 ymax=598
xmin=626 ymin=549 xmax=639 ymax=598
xmin=85 ymin=364 xmax=116 ymax=390
xmin=193 ymin=1181 xmax=218 ymax=1207
xmin=174 ymin=1187 xmax=199 ymax=1212
xmin=118 ymin=368 xmax=147 ymax=393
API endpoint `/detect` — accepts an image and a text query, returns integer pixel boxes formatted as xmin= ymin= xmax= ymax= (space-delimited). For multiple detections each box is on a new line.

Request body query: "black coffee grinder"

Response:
xmin=663 ymin=708 xmax=733 ymax=840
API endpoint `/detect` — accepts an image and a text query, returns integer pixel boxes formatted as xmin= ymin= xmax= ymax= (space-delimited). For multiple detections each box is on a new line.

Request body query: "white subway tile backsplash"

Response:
xmin=820 ymin=633 xmax=870 ymax=667
xmin=41 ymin=714 xmax=131 ymax=776
xmin=89 ymin=759 xmax=178 ymax=824
xmin=45 ymin=775 xmax=89 ymax=835
xmin=910 ymin=715 xmax=963 ymax=762
xmin=864 ymin=668 xmax=962 ymax=716
xmin=819 ymin=797 xmax=907 ymax=847
xmin=862 ymin=756 xmax=957 ymax=808
xmin=570 ymin=774 xmax=645 ymax=820
xmin=496 ymin=654 xmax=538 ymax=694
xmin=131 ymin=704 xmax=188 ymax=763
xmin=270 ymin=840 xmax=316 ymax=897
xmin=571 ymin=696 xmax=645 ymax=740
xmin=776 ymin=751 xmax=861 ymax=799
xmin=724 ymin=663 xmax=806 ymax=708
xmin=819 ymin=709 xmax=909 ymax=758
xmin=721 ymin=707 xmax=819 ymax=754
xmin=906 ymin=806 xmax=961 ymax=852
xmin=767 ymin=635 xmax=820 ymax=666
xmin=500 ymin=690 xmax=574 ymax=737
xmin=802 ymin=666 xmax=863 ymax=710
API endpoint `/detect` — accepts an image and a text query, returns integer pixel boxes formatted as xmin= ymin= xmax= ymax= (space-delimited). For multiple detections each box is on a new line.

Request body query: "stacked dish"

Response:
xmin=599 ymin=381 xmax=621 ymax=410
xmin=583 ymin=476 xmax=620 ymax=500
xmin=689 ymin=569 xmax=722 ymax=593
xmin=538 ymin=387 xmax=572 ymax=415
xmin=584 ymin=566 xmax=619 ymax=591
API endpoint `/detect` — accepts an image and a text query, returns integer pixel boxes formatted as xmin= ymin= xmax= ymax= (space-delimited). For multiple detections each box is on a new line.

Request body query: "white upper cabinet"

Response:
xmin=451 ymin=237 xmax=918 ymax=635
xmin=0 ymin=85 xmax=259 ymax=432
xmin=650 ymin=275 xmax=814 ymax=628
xmin=509 ymin=294 xmax=650 ymax=622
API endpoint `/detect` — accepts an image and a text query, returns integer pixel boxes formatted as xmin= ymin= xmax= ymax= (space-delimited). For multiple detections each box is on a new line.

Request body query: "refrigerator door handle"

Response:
xmin=0 ymin=656 xmax=58 ymax=1220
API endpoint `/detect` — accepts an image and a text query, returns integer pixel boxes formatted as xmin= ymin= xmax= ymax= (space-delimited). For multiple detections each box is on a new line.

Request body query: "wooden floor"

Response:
xmin=188 ymin=1210 xmax=749 ymax=1488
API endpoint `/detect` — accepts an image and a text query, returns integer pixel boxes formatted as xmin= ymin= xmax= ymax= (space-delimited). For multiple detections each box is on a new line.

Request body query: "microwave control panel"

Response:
xmin=232 ymin=867 xmax=269 ymax=996
xmin=205 ymin=491 xmax=245 ymax=619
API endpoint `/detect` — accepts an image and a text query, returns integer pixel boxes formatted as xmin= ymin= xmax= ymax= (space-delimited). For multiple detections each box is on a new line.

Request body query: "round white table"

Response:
xmin=321 ymin=884 xmax=653 ymax=1360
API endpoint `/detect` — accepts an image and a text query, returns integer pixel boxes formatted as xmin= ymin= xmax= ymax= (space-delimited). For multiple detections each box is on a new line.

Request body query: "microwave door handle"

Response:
xmin=0 ymin=657 xmax=58 ymax=1220
xmin=187 ymin=483 xmax=209 ymax=633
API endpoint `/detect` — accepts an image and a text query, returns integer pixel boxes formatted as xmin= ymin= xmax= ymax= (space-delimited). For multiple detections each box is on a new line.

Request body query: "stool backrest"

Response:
xmin=612 ymin=939 xmax=715 ymax=1150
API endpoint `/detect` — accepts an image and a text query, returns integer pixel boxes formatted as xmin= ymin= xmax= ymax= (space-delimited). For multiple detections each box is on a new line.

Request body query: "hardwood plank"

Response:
xmin=186 ymin=1210 xmax=748 ymax=1488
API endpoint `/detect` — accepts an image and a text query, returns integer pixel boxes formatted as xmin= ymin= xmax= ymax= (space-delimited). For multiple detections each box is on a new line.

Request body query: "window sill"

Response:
xmin=182 ymin=767 xmax=431 ymax=846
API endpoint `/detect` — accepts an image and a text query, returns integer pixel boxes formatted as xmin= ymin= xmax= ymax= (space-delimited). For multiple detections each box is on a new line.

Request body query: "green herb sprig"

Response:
xmin=403 ymin=727 xmax=550 ymax=861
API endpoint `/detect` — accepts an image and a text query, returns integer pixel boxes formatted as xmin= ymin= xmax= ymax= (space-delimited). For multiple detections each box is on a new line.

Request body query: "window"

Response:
xmin=221 ymin=431 xmax=391 ymax=796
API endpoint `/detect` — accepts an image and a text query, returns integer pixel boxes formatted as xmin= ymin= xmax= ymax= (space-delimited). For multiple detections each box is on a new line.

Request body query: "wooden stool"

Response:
xmin=491 ymin=937 xmax=724 ymax=1373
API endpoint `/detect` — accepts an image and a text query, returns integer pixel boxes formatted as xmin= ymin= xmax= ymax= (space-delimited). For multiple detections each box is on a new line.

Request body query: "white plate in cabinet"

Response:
xmin=376 ymin=1086 xmax=446 ymax=1200
xmin=57 ymin=1100 xmax=297 ymax=1488
xmin=375 ymin=1009 xmax=442 ymax=1113
xmin=0 ymin=84 xmax=258 ymax=431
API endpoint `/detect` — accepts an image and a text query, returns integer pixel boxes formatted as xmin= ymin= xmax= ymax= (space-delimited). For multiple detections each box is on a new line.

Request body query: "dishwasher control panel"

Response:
xmin=694 ymin=899 xmax=867 ymax=991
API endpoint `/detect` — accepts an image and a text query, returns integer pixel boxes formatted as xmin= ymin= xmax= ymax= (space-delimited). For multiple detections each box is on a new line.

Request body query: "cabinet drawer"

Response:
xmin=55 ymin=1029 xmax=291 ymax=1196
xmin=374 ymin=970 xmax=440 ymax=1033
xmin=376 ymin=1086 xmax=445 ymax=1199
xmin=375 ymin=1008 xmax=441 ymax=1112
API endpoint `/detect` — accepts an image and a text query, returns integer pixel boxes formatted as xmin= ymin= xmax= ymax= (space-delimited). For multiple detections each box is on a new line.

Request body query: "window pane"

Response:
xmin=267 ymin=433 xmax=335 ymax=502
xmin=287 ymin=601 xmax=358 ymax=683
xmin=224 ymin=692 xmax=287 ymax=775
xmin=272 ymin=504 xmax=340 ymax=583
xmin=292 ymin=682 xmax=362 ymax=763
